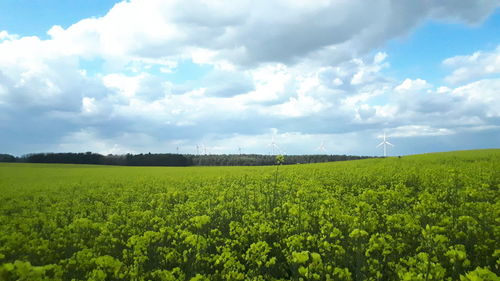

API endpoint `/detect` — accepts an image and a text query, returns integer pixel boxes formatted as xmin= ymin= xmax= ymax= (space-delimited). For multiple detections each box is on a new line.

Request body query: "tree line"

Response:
xmin=0 ymin=152 xmax=375 ymax=166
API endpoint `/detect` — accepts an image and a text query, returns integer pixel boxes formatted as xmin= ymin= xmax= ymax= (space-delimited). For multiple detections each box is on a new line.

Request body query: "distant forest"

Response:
xmin=0 ymin=152 xmax=376 ymax=166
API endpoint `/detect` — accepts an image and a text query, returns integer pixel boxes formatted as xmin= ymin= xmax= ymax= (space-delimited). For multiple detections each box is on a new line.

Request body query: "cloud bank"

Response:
xmin=0 ymin=0 xmax=499 ymax=155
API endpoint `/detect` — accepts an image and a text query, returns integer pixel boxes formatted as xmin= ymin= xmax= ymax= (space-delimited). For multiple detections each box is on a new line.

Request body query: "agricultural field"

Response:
xmin=0 ymin=149 xmax=499 ymax=280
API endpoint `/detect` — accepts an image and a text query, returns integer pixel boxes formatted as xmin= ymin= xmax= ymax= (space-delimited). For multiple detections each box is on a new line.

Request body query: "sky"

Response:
xmin=0 ymin=0 xmax=499 ymax=157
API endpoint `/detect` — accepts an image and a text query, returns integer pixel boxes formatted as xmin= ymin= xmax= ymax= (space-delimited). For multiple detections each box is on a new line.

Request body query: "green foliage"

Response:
xmin=0 ymin=149 xmax=499 ymax=280
xmin=460 ymin=267 xmax=500 ymax=281
xmin=275 ymin=155 xmax=285 ymax=165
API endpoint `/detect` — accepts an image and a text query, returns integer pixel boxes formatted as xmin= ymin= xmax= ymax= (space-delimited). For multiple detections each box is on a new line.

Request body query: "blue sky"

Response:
xmin=0 ymin=1 xmax=499 ymax=156
xmin=0 ymin=0 xmax=120 ymax=38
xmin=383 ymin=14 xmax=500 ymax=84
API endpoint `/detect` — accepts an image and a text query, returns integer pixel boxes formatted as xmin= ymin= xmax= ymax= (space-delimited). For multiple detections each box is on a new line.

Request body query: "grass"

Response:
xmin=0 ymin=149 xmax=498 ymax=280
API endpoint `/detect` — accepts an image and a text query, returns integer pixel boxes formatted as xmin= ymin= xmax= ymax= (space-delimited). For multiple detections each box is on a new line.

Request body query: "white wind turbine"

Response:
xmin=315 ymin=141 xmax=327 ymax=154
xmin=377 ymin=131 xmax=394 ymax=157
xmin=268 ymin=135 xmax=281 ymax=155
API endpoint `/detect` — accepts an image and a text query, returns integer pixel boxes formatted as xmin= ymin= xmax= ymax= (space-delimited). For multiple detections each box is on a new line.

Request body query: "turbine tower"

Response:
xmin=315 ymin=141 xmax=327 ymax=154
xmin=377 ymin=132 xmax=394 ymax=157
xmin=268 ymin=135 xmax=280 ymax=155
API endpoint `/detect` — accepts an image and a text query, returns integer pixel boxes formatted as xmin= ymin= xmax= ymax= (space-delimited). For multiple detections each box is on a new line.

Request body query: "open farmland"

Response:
xmin=0 ymin=150 xmax=499 ymax=280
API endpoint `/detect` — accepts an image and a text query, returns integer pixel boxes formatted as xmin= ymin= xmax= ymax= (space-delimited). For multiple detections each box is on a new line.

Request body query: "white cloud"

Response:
xmin=81 ymin=97 xmax=98 ymax=115
xmin=452 ymin=78 xmax=500 ymax=117
xmin=390 ymin=125 xmax=454 ymax=138
xmin=350 ymin=53 xmax=389 ymax=85
xmin=395 ymin=78 xmax=432 ymax=92
xmin=0 ymin=30 xmax=18 ymax=41
xmin=437 ymin=86 xmax=451 ymax=93
xmin=271 ymin=94 xmax=326 ymax=118
xmin=12 ymin=0 xmax=496 ymax=69
xmin=239 ymin=64 xmax=292 ymax=103
xmin=102 ymin=73 xmax=141 ymax=98
xmin=444 ymin=45 xmax=500 ymax=84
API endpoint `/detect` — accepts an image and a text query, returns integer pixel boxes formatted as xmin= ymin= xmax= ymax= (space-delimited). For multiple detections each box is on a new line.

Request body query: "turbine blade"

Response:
xmin=386 ymin=141 xmax=394 ymax=146
xmin=376 ymin=142 xmax=384 ymax=147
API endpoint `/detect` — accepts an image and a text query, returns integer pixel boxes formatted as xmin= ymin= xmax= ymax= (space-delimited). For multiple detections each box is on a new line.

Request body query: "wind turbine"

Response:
xmin=268 ymin=135 xmax=281 ymax=155
xmin=377 ymin=132 xmax=394 ymax=157
xmin=238 ymin=147 xmax=242 ymax=155
xmin=315 ymin=141 xmax=327 ymax=154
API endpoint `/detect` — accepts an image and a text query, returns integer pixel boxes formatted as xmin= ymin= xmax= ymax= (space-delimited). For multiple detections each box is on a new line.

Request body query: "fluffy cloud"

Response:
xmin=33 ymin=0 xmax=500 ymax=68
xmin=452 ymin=78 xmax=500 ymax=117
xmin=0 ymin=1 xmax=499 ymax=155
xmin=395 ymin=78 xmax=432 ymax=92
xmin=444 ymin=46 xmax=500 ymax=84
xmin=0 ymin=31 xmax=18 ymax=41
